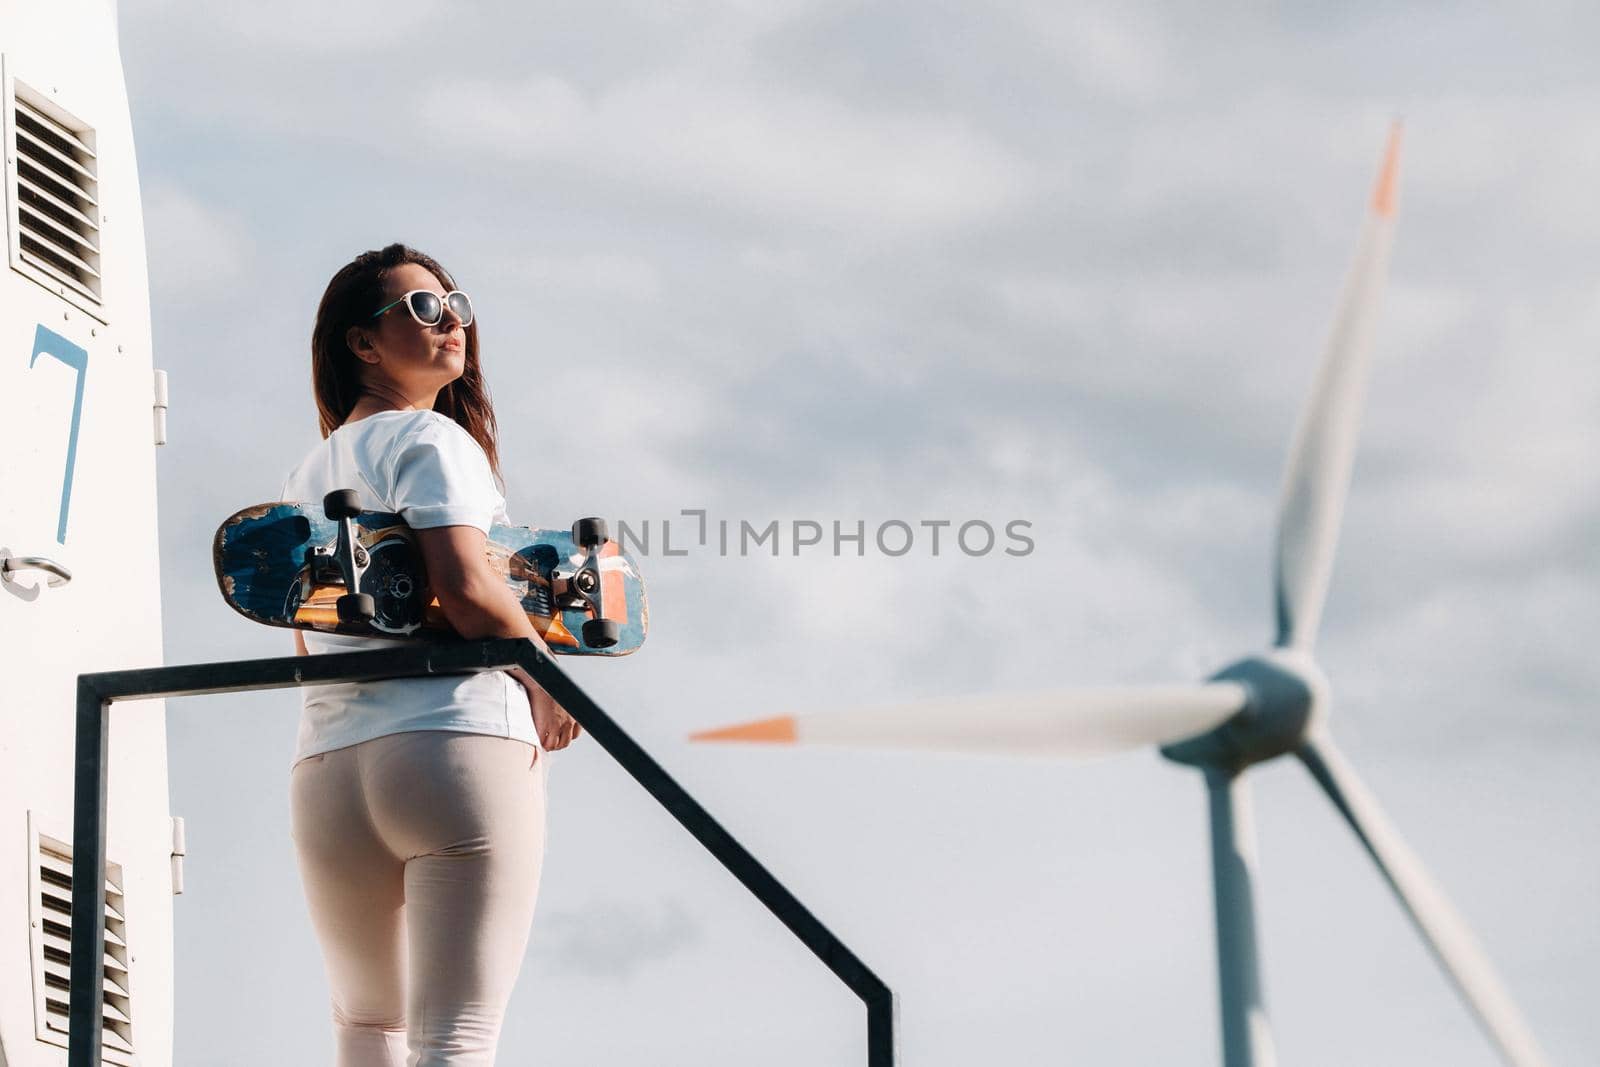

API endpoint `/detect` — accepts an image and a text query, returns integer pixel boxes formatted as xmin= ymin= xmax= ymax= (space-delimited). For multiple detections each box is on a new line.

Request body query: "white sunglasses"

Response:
xmin=370 ymin=289 xmax=474 ymax=328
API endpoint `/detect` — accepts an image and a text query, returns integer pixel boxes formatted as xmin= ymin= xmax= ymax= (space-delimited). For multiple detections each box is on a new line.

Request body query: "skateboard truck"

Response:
xmin=322 ymin=489 xmax=374 ymax=629
xmin=556 ymin=517 xmax=619 ymax=649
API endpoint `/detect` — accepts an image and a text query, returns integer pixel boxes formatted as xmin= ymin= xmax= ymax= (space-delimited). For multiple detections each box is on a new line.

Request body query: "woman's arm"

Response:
xmin=414 ymin=524 xmax=581 ymax=752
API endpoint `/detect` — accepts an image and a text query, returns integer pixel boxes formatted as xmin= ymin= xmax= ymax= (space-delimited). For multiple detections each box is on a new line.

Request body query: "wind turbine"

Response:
xmin=691 ymin=125 xmax=1550 ymax=1067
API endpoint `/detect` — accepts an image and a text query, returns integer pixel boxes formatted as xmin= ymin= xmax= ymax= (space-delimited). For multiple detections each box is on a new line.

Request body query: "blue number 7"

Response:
xmin=29 ymin=325 xmax=89 ymax=545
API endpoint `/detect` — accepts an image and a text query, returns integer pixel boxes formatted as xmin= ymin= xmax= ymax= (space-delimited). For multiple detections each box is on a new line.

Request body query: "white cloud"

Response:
xmin=502 ymin=249 xmax=664 ymax=303
xmin=140 ymin=183 xmax=253 ymax=296
xmin=536 ymin=896 xmax=701 ymax=979
xmin=1011 ymin=3 xmax=1176 ymax=103
xmin=205 ymin=0 xmax=446 ymax=51
xmin=420 ymin=71 xmax=1034 ymax=233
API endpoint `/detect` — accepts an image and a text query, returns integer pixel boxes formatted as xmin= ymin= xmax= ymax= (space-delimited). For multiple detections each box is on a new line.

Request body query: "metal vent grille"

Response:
xmin=8 ymin=78 xmax=102 ymax=306
xmin=30 ymin=829 xmax=136 ymax=1063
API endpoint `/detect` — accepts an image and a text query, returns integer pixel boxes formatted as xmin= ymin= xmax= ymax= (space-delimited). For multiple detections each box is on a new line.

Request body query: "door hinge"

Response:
xmin=153 ymin=368 xmax=169 ymax=446
xmin=170 ymin=815 xmax=186 ymax=895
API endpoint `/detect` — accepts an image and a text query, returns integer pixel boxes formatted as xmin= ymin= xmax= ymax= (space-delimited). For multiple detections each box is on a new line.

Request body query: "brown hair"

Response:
xmin=310 ymin=243 xmax=502 ymax=485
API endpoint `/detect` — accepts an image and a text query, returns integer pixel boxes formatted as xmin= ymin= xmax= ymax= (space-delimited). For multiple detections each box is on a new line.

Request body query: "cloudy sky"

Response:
xmin=122 ymin=1 xmax=1595 ymax=1063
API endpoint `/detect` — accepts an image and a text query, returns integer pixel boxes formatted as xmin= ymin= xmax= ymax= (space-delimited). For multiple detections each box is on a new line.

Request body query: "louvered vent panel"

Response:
xmin=33 ymin=834 xmax=136 ymax=1063
xmin=9 ymin=80 xmax=102 ymax=304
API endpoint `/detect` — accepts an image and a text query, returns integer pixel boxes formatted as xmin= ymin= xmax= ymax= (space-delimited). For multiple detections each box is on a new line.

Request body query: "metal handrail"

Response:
xmin=69 ymin=638 xmax=898 ymax=1065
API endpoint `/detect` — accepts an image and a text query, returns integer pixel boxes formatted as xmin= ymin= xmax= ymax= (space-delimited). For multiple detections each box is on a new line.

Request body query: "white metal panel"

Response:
xmin=0 ymin=2 xmax=174 ymax=1064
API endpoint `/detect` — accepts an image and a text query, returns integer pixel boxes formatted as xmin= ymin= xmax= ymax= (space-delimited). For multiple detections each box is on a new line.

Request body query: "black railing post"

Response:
xmin=869 ymin=990 xmax=901 ymax=1067
xmin=69 ymin=639 xmax=898 ymax=1066
xmin=68 ymin=676 xmax=108 ymax=1067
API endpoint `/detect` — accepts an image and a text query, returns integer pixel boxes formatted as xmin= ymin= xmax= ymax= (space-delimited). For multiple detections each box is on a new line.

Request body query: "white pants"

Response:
xmin=290 ymin=731 xmax=548 ymax=1065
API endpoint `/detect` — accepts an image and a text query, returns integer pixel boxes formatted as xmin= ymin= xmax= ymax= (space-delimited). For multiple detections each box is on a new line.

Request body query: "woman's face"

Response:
xmin=348 ymin=261 xmax=468 ymax=397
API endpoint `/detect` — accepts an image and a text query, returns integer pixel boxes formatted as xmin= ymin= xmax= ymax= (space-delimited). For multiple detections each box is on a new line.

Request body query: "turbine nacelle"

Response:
xmin=1160 ymin=649 xmax=1331 ymax=771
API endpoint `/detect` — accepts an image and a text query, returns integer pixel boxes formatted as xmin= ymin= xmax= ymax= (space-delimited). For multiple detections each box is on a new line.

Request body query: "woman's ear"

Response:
xmin=345 ymin=325 xmax=379 ymax=364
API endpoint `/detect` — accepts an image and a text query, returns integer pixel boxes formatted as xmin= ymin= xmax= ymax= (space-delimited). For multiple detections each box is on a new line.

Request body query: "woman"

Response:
xmin=281 ymin=243 xmax=578 ymax=1065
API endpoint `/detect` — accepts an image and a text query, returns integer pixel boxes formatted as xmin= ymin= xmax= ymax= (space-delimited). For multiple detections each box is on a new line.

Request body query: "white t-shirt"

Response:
xmin=279 ymin=409 xmax=539 ymax=766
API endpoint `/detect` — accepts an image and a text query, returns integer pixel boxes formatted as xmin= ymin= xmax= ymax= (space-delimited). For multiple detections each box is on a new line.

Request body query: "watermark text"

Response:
xmin=609 ymin=510 xmax=1035 ymax=558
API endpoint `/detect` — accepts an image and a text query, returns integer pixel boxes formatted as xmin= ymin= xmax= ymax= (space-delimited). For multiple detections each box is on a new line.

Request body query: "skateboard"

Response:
xmin=213 ymin=489 xmax=647 ymax=655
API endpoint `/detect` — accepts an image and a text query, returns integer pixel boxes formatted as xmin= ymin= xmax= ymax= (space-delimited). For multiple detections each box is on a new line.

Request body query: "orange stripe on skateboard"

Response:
xmin=536 ymin=614 xmax=580 ymax=647
xmin=294 ymin=586 xmax=343 ymax=627
xmin=600 ymin=540 xmax=628 ymax=624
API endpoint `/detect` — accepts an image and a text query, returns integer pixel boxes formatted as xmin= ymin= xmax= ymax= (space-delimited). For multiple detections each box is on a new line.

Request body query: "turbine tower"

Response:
xmin=692 ymin=125 xmax=1550 ymax=1067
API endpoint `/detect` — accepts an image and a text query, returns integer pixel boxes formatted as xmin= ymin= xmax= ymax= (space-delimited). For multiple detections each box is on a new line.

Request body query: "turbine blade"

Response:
xmin=1273 ymin=122 xmax=1402 ymax=649
xmin=691 ymin=683 xmax=1249 ymax=758
xmin=1298 ymin=736 xmax=1550 ymax=1067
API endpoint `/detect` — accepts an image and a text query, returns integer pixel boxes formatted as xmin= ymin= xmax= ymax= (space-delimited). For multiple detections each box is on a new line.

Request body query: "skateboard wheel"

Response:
xmin=572 ymin=517 xmax=608 ymax=549
xmin=337 ymin=592 xmax=376 ymax=624
xmin=582 ymin=617 xmax=620 ymax=649
xmin=324 ymin=489 xmax=363 ymax=520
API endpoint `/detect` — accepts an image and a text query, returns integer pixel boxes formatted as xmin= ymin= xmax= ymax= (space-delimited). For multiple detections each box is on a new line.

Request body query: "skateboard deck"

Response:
xmin=214 ymin=501 xmax=647 ymax=655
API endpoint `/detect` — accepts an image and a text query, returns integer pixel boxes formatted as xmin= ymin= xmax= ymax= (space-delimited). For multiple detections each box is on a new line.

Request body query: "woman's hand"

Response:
xmin=513 ymin=668 xmax=582 ymax=752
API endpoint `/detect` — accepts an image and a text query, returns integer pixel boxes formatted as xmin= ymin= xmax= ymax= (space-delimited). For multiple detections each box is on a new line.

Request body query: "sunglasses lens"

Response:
xmin=446 ymin=291 xmax=474 ymax=326
xmin=407 ymin=291 xmax=443 ymax=325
